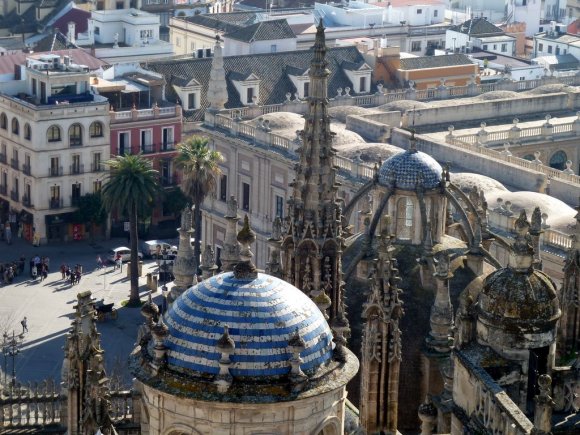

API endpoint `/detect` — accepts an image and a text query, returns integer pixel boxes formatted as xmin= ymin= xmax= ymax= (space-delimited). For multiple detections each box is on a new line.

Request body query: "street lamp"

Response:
xmin=2 ymin=331 xmax=22 ymax=388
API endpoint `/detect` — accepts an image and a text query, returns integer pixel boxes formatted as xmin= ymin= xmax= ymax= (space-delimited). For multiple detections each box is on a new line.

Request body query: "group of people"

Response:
xmin=30 ymin=255 xmax=49 ymax=281
xmin=60 ymin=264 xmax=82 ymax=285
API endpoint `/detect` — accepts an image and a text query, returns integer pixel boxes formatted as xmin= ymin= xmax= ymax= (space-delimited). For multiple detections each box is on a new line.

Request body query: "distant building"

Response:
xmin=446 ymin=18 xmax=516 ymax=56
xmin=533 ymin=23 xmax=580 ymax=60
xmin=222 ymin=19 xmax=297 ymax=56
xmin=74 ymin=8 xmax=174 ymax=63
xmin=0 ymin=52 xmax=110 ymax=244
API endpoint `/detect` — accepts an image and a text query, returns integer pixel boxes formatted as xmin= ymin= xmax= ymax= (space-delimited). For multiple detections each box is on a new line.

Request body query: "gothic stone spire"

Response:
xmin=282 ymin=20 xmax=346 ymax=324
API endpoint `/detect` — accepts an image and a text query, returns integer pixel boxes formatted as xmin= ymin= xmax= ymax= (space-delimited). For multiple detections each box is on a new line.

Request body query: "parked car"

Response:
xmin=139 ymin=240 xmax=178 ymax=258
xmin=106 ymin=247 xmax=143 ymax=263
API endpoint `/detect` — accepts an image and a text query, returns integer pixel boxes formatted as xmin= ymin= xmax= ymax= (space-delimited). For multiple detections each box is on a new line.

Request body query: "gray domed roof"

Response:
xmin=378 ymin=150 xmax=443 ymax=190
xmin=479 ymin=268 xmax=560 ymax=328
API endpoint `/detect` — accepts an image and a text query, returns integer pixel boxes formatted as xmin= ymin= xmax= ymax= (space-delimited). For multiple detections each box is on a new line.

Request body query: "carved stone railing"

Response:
xmin=212 ymin=74 xmax=580 ymax=121
xmin=455 ymin=351 xmax=535 ymax=435
xmin=0 ymin=381 xmax=62 ymax=429
xmin=450 ymin=114 xmax=580 ymax=147
xmin=213 ymin=114 xmax=375 ymax=181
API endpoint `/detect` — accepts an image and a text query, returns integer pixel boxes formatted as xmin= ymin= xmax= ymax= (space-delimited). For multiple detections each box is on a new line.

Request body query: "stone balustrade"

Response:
xmin=454 ymin=350 xmax=535 ymax=435
xmin=212 ymin=74 xmax=580 ymax=121
xmin=213 ymin=114 xmax=376 ymax=181
xmin=449 ymin=113 xmax=580 ymax=147
xmin=109 ymin=104 xmax=181 ymax=123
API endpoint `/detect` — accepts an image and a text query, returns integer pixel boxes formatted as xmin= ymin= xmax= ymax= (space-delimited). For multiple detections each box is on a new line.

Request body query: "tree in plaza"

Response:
xmin=175 ymin=136 xmax=223 ymax=269
xmin=101 ymin=154 xmax=160 ymax=305
xmin=72 ymin=193 xmax=107 ymax=243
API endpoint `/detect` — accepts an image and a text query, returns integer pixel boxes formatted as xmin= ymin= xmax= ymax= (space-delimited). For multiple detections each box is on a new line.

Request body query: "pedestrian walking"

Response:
xmin=21 ymin=317 xmax=28 ymax=333
xmin=96 ymin=255 xmax=103 ymax=270
xmin=116 ymin=257 xmax=123 ymax=273
xmin=60 ymin=263 xmax=66 ymax=280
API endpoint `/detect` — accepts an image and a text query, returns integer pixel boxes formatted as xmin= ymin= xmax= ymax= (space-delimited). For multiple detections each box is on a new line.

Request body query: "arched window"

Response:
xmin=69 ymin=124 xmax=82 ymax=146
xmin=11 ymin=118 xmax=18 ymax=135
xmin=396 ymin=197 xmax=414 ymax=241
xmin=549 ymin=150 xmax=567 ymax=170
xmin=0 ymin=113 xmax=6 ymax=130
xmin=89 ymin=121 xmax=103 ymax=138
xmin=24 ymin=123 xmax=31 ymax=140
xmin=47 ymin=125 xmax=61 ymax=142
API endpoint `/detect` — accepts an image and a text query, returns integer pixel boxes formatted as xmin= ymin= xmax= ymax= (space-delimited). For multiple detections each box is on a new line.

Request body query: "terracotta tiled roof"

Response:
xmin=224 ymin=19 xmax=295 ymax=42
xmin=144 ymin=46 xmax=370 ymax=121
xmin=449 ymin=18 xmax=505 ymax=37
xmin=399 ymin=53 xmax=474 ymax=70
xmin=52 ymin=8 xmax=91 ymax=36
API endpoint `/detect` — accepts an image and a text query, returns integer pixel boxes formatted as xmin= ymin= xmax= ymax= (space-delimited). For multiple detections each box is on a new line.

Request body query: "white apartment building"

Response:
xmin=0 ymin=53 xmax=110 ymax=244
xmin=74 ymin=8 xmax=174 ymax=63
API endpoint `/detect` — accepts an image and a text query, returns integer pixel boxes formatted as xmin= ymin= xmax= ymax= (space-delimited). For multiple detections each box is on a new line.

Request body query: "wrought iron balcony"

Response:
xmin=0 ymin=153 xmax=6 ymax=164
xmin=141 ymin=144 xmax=155 ymax=154
xmin=161 ymin=173 xmax=178 ymax=187
xmin=91 ymin=162 xmax=104 ymax=172
xmin=22 ymin=196 xmax=33 ymax=208
xmin=160 ymin=142 xmax=176 ymax=152
xmin=70 ymin=164 xmax=84 ymax=175
xmin=10 ymin=190 xmax=18 ymax=202
xmin=70 ymin=195 xmax=81 ymax=207
xmin=49 ymin=198 xmax=63 ymax=209
xmin=48 ymin=166 xmax=63 ymax=177
xmin=0 ymin=185 xmax=6 ymax=195
xmin=10 ymin=159 xmax=18 ymax=170
xmin=22 ymin=164 xmax=31 ymax=176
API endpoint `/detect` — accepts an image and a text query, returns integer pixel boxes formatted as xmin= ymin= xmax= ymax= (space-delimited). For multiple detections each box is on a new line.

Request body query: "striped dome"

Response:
xmin=378 ymin=150 xmax=442 ymax=190
xmin=164 ymin=272 xmax=334 ymax=378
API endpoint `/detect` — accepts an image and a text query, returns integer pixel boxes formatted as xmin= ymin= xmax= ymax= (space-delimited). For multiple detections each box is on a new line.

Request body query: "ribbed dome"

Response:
xmin=378 ymin=150 xmax=443 ymax=190
xmin=164 ymin=272 xmax=334 ymax=378
xmin=479 ymin=268 xmax=560 ymax=328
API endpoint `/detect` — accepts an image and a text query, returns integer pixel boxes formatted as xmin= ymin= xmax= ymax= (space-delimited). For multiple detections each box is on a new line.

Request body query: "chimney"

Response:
xmin=68 ymin=22 xmax=76 ymax=45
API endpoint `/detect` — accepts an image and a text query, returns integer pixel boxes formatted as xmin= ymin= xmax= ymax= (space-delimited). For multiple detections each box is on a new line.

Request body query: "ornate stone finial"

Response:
xmin=214 ymin=325 xmax=235 ymax=393
xmin=332 ymin=309 xmax=350 ymax=362
xmin=207 ymin=35 xmax=227 ymax=110
xmin=511 ymin=210 xmax=534 ymax=271
xmin=288 ymin=329 xmax=308 ymax=390
xmin=233 ymin=215 xmax=257 ymax=279
xmin=226 ymin=195 xmax=239 ymax=218
xmin=271 ymin=216 xmax=282 ymax=241
xmin=563 ymin=160 xmax=575 ymax=175
xmin=201 ymin=244 xmax=218 ymax=279
xmin=534 ymin=374 xmax=554 ymax=435
xmin=533 ymin=151 xmax=542 ymax=165
xmin=418 ymin=394 xmax=437 ymax=435
xmin=151 ymin=318 xmax=169 ymax=366
xmin=502 ymin=142 xmax=512 ymax=156
xmin=433 ymin=252 xmax=452 ymax=279
xmin=530 ymin=207 xmax=543 ymax=234
xmin=140 ymin=292 xmax=159 ymax=325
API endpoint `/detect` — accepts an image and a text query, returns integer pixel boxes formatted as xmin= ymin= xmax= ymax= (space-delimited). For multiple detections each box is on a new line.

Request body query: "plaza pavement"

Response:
xmin=0 ymin=235 xmax=170 ymax=389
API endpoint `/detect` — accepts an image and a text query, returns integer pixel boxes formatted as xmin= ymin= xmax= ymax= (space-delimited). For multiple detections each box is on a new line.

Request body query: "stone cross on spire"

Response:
xmin=281 ymin=19 xmax=346 ymax=325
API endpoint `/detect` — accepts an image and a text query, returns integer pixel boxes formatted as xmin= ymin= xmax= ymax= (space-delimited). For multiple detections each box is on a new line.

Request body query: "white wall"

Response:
xmin=223 ymin=38 xmax=297 ymax=56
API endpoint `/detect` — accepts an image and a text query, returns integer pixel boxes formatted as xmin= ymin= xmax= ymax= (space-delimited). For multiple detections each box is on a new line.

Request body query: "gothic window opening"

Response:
xmin=396 ymin=197 xmax=414 ymax=241
xmin=549 ymin=150 xmax=567 ymax=170
xmin=219 ymin=174 xmax=227 ymax=201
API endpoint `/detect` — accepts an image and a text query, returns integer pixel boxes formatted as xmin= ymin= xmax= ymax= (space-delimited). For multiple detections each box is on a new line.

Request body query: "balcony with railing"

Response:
xmin=0 ymin=153 xmax=6 ymax=164
xmin=109 ymin=103 xmax=181 ymax=124
xmin=49 ymin=166 xmax=63 ymax=177
xmin=49 ymin=197 xmax=63 ymax=209
xmin=159 ymin=141 xmax=176 ymax=152
xmin=22 ymin=195 xmax=33 ymax=208
xmin=70 ymin=164 xmax=84 ymax=175
xmin=0 ymin=185 xmax=5 ymax=196
xmin=70 ymin=195 xmax=81 ymax=207
xmin=22 ymin=163 xmax=31 ymax=176
xmin=10 ymin=190 xmax=18 ymax=202
xmin=10 ymin=158 xmax=18 ymax=170
xmin=161 ymin=173 xmax=179 ymax=187
xmin=91 ymin=162 xmax=104 ymax=172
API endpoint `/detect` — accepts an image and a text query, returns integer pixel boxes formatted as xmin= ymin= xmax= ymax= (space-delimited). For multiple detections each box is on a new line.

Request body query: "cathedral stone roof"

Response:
xmin=479 ymin=267 xmax=560 ymax=329
xmin=164 ymin=272 xmax=334 ymax=378
xmin=378 ymin=149 xmax=443 ymax=190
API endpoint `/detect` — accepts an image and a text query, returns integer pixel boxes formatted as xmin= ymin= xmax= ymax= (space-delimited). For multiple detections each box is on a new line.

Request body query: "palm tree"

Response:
xmin=175 ymin=136 xmax=223 ymax=269
xmin=101 ymin=154 xmax=160 ymax=305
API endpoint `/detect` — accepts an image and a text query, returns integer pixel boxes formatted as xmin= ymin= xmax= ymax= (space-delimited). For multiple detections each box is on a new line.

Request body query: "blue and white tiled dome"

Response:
xmin=378 ymin=150 xmax=443 ymax=190
xmin=164 ymin=272 xmax=334 ymax=378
